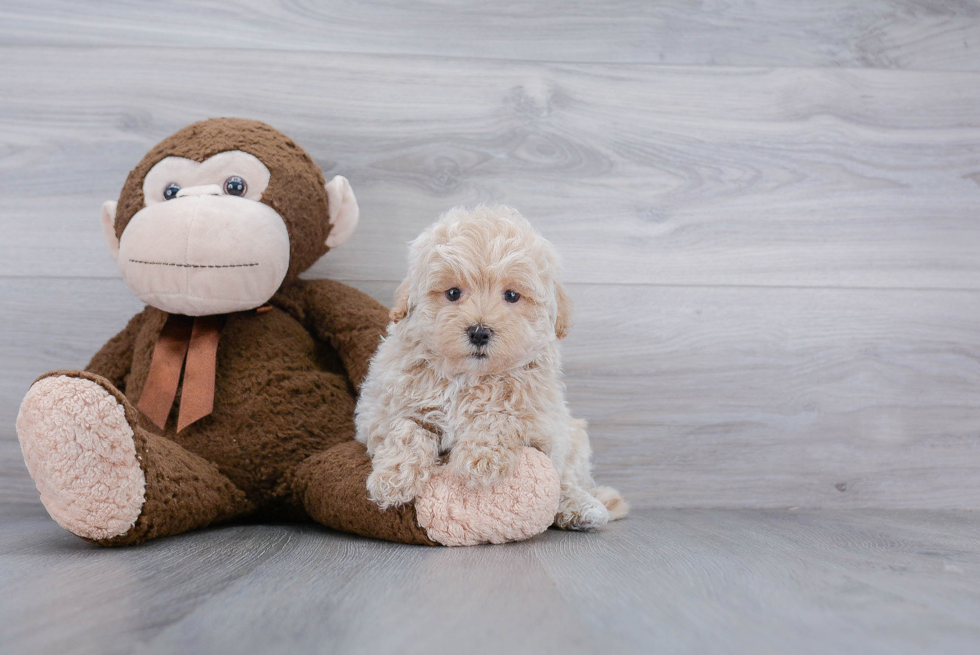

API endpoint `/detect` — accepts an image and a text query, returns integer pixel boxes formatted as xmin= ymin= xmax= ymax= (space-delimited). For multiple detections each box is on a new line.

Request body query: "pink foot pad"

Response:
xmin=16 ymin=375 xmax=145 ymax=540
xmin=415 ymin=447 xmax=560 ymax=546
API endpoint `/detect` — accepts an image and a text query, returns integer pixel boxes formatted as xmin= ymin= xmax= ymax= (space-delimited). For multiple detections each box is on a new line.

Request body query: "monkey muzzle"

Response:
xmin=117 ymin=194 xmax=290 ymax=316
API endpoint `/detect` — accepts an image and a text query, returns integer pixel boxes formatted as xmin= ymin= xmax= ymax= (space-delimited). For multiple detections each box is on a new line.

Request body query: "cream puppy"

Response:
xmin=355 ymin=206 xmax=627 ymax=530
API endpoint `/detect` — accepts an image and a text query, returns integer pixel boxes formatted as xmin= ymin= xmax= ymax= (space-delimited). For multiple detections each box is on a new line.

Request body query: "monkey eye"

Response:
xmin=445 ymin=288 xmax=462 ymax=302
xmin=163 ymin=183 xmax=181 ymax=201
xmin=503 ymin=290 xmax=521 ymax=303
xmin=224 ymin=176 xmax=247 ymax=197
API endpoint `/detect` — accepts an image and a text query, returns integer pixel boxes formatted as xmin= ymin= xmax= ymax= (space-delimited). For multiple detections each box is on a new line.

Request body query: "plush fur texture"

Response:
xmin=356 ymin=206 xmax=628 ymax=530
xmin=17 ymin=375 xmax=145 ymax=540
xmin=17 ymin=121 xmax=563 ymax=547
xmin=114 ymin=118 xmax=332 ymax=283
xmin=416 ymin=447 xmax=561 ymax=546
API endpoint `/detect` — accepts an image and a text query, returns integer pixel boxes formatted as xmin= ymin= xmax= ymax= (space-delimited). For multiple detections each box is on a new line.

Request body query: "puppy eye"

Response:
xmin=503 ymin=290 xmax=521 ymax=303
xmin=224 ymin=176 xmax=247 ymax=196
xmin=163 ymin=183 xmax=181 ymax=201
xmin=445 ymin=288 xmax=462 ymax=302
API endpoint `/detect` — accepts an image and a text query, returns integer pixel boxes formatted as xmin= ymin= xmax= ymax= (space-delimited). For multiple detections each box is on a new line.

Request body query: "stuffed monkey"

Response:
xmin=16 ymin=118 xmax=560 ymax=547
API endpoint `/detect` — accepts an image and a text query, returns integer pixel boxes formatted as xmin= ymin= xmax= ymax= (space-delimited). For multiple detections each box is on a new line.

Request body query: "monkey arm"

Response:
xmin=273 ymin=279 xmax=389 ymax=392
xmin=84 ymin=310 xmax=146 ymax=389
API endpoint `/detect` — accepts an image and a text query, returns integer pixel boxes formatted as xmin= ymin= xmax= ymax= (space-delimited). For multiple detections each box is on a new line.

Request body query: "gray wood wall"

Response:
xmin=2 ymin=1 xmax=979 ymax=509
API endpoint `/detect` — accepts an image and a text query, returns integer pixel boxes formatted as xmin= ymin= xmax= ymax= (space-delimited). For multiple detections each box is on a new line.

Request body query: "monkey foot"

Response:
xmin=415 ymin=447 xmax=561 ymax=546
xmin=17 ymin=374 xmax=145 ymax=540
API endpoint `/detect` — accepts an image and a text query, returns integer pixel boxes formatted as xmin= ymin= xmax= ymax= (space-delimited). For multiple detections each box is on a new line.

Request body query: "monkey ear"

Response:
xmin=101 ymin=200 xmax=120 ymax=261
xmin=390 ymin=278 xmax=410 ymax=323
xmin=554 ymin=281 xmax=573 ymax=340
xmin=324 ymin=175 xmax=359 ymax=248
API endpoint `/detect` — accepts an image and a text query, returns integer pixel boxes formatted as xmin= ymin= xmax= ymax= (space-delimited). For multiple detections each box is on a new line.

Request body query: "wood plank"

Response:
xmin=0 ymin=1 xmax=978 ymax=70
xmin=567 ymin=283 xmax=980 ymax=509
xmin=0 ymin=503 xmax=600 ymax=655
xmin=0 ymin=504 xmax=302 ymax=655
xmin=0 ymin=440 xmax=34 ymax=506
xmin=2 ymin=507 xmax=979 ymax=654
xmin=533 ymin=509 xmax=980 ymax=655
xmin=2 ymin=48 xmax=980 ymax=289
xmin=3 ymin=277 xmax=978 ymax=510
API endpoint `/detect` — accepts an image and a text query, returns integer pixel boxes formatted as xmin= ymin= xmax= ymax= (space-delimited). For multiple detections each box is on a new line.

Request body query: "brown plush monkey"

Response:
xmin=16 ymin=119 xmax=560 ymax=547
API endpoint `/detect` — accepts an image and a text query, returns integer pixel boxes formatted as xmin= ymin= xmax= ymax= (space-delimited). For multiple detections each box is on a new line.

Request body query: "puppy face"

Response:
xmin=393 ymin=206 xmax=571 ymax=375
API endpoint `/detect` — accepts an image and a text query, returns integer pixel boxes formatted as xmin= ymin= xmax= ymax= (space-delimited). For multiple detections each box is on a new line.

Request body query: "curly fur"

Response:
xmin=356 ymin=205 xmax=628 ymax=530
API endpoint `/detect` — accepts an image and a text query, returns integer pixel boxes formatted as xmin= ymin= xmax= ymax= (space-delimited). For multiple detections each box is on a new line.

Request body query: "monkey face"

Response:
xmin=106 ymin=151 xmax=290 ymax=316
xmin=102 ymin=119 xmax=361 ymax=316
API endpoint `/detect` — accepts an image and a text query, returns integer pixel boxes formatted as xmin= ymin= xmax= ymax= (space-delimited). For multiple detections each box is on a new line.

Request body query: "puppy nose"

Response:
xmin=467 ymin=325 xmax=492 ymax=347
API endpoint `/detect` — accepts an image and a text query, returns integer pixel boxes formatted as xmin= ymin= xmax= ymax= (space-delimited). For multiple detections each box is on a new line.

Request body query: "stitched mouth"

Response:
xmin=129 ymin=259 xmax=259 ymax=269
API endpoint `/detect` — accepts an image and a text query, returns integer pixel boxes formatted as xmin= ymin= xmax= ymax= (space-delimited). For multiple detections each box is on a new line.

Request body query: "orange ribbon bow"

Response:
xmin=138 ymin=314 xmax=225 ymax=432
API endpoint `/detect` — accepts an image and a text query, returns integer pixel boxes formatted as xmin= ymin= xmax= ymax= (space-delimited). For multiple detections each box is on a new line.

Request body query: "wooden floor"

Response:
xmin=2 ymin=2 xmax=980 ymax=510
xmin=3 ymin=1 xmax=980 ymax=653
xmin=2 ymin=504 xmax=980 ymax=655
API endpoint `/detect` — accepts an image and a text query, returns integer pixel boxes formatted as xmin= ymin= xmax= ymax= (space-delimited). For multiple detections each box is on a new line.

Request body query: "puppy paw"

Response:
xmin=366 ymin=463 xmax=429 ymax=510
xmin=449 ymin=441 xmax=522 ymax=488
xmin=554 ymin=491 xmax=610 ymax=531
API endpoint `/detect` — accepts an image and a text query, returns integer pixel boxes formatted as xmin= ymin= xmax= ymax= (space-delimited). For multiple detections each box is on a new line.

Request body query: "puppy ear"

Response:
xmin=390 ymin=278 xmax=410 ymax=323
xmin=554 ymin=281 xmax=573 ymax=339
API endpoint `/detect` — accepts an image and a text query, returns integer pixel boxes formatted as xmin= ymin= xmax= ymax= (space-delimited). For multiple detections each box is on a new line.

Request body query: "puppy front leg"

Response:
xmin=553 ymin=428 xmax=611 ymax=530
xmin=555 ymin=482 xmax=610 ymax=531
xmin=366 ymin=419 xmax=440 ymax=509
xmin=449 ymin=413 xmax=527 ymax=488
xmin=553 ymin=419 xmax=625 ymax=530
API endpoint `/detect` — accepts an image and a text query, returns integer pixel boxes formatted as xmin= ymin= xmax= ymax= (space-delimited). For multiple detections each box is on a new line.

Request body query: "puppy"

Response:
xmin=355 ymin=205 xmax=628 ymax=530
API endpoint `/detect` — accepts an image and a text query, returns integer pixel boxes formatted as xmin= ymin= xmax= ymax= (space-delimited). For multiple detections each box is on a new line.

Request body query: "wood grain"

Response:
xmin=4 ymin=5 xmax=980 ymax=652
xmin=1 ymin=48 xmax=980 ymax=289
xmin=534 ymin=509 xmax=980 ymax=654
xmin=0 ymin=1 xmax=978 ymax=71
xmin=2 ymin=5 xmax=979 ymax=516
xmin=2 ymin=505 xmax=979 ymax=655
xmin=3 ymin=277 xmax=978 ymax=510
